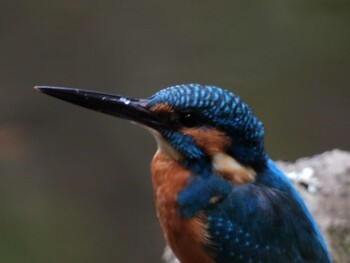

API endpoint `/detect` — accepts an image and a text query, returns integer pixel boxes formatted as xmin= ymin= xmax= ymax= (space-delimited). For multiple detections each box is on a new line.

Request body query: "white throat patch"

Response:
xmin=145 ymin=127 xmax=182 ymax=161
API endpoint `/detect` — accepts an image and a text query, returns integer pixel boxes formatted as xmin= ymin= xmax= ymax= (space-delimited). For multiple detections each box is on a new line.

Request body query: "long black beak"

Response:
xmin=34 ymin=86 xmax=165 ymax=129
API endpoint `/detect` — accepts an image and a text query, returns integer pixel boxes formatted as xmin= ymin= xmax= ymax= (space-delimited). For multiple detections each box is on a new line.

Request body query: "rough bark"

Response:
xmin=163 ymin=149 xmax=350 ymax=263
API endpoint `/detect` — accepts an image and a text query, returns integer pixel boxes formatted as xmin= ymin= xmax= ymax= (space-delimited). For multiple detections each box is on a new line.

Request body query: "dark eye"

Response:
xmin=179 ymin=113 xmax=200 ymax=127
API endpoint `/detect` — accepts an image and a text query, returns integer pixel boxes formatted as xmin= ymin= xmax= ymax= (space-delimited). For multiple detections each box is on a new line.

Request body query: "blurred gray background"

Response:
xmin=0 ymin=1 xmax=349 ymax=262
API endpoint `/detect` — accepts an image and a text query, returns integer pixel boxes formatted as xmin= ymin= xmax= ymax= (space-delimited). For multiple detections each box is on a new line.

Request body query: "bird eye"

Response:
xmin=179 ymin=113 xmax=199 ymax=127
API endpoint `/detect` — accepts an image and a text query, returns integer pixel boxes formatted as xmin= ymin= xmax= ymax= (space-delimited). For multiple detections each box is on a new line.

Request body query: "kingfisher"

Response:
xmin=35 ymin=84 xmax=331 ymax=263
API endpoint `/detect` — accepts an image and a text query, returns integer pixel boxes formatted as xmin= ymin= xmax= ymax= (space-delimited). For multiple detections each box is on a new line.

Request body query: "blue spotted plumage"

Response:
xmin=199 ymin=161 xmax=330 ymax=262
xmin=36 ymin=83 xmax=332 ymax=263
xmin=149 ymin=84 xmax=330 ymax=262
xmin=148 ymin=84 xmax=266 ymax=166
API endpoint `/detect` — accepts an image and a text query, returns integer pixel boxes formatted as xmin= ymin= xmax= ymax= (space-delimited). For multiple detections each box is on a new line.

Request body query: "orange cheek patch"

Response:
xmin=149 ymin=103 xmax=174 ymax=114
xmin=182 ymin=127 xmax=255 ymax=184
xmin=182 ymin=128 xmax=231 ymax=155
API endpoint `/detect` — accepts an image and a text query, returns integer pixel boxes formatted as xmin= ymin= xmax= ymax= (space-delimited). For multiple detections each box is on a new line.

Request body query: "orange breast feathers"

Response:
xmin=151 ymin=151 xmax=215 ymax=263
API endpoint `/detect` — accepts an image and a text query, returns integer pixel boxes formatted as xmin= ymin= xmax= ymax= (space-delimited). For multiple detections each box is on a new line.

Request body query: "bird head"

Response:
xmin=35 ymin=84 xmax=266 ymax=171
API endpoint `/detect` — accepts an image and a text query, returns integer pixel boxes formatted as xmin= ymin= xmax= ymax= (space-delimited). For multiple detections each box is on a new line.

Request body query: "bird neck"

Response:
xmin=150 ymin=150 xmax=215 ymax=263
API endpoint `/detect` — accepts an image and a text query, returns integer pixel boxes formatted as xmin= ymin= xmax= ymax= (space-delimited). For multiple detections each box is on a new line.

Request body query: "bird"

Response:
xmin=35 ymin=84 xmax=331 ymax=263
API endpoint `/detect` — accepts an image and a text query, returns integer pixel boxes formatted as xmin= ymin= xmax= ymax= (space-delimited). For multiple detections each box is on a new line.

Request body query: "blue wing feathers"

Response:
xmin=205 ymin=160 xmax=331 ymax=262
xmin=177 ymin=158 xmax=331 ymax=262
